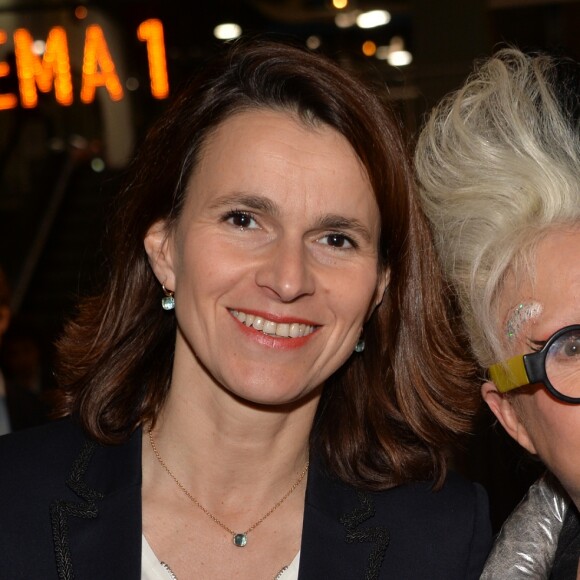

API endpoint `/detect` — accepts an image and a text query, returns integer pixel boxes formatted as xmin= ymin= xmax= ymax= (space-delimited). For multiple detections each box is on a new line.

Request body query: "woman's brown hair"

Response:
xmin=55 ymin=36 xmax=478 ymax=490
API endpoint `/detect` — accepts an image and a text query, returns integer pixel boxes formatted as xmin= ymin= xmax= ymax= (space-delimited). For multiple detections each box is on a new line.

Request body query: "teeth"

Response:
xmin=275 ymin=323 xmax=289 ymax=337
xmin=231 ymin=310 xmax=315 ymax=338
xmin=263 ymin=321 xmax=276 ymax=335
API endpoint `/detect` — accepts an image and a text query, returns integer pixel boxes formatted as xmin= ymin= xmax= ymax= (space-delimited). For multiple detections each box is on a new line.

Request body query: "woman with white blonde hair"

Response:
xmin=415 ymin=47 xmax=580 ymax=578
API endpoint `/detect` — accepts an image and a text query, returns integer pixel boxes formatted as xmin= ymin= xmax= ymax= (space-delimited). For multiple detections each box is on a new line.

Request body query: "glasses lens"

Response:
xmin=546 ymin=328 xmax=580 ymax=399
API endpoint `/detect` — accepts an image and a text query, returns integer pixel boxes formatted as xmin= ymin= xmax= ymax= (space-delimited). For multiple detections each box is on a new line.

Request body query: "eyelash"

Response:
xmin=529 ymin=339 xmax=547 ymax=353
xmin=320 ymin=232 xmax=358 ymax=250
xmin=222 ymin=209 xmax=258 ymax=229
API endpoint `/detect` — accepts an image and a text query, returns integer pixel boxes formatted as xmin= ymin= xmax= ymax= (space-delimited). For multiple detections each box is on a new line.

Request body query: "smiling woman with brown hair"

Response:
xmin=0 ymin=36 xmax=491 ymax=579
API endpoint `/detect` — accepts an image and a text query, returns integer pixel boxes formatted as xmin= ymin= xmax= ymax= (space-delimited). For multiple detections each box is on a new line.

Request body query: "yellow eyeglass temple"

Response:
xmin=488 ymin=356 xmax=530 ymax=393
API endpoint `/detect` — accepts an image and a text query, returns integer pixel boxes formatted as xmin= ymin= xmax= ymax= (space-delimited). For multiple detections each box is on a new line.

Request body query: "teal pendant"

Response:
xmin=233 ymin=533 xmax=247 ymax=547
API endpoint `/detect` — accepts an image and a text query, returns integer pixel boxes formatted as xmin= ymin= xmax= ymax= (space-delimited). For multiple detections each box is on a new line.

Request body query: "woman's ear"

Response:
xmin=144 ymin=220 xmax=176 ymax=290
xmin=481 ymin=381 xmax=538 ymax=455
xmin=376 ymin=268 xmax=390 ymax=307
xmin=367 ymin=268 xmax=390 ymax=321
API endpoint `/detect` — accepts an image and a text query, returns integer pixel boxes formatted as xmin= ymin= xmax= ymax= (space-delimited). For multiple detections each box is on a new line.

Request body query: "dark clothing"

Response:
xmin=5 ymin=381 xmax=49 ymax=430
xmin=0 ymin=419 xmax=492 ymax=579
xmin=550 ymin=505 xmax=580 ymax=580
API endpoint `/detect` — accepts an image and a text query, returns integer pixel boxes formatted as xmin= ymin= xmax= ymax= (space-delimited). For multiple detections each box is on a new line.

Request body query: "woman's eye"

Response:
xmin=549 ymin=334 xmax=580 ymax=359
xmin=224 ymin=211 xmax=258 ymax=229
xmin=562 ymin=337 xmax=580 ymax=357
xmin=319 ymin=233 xmax=355 ymax=249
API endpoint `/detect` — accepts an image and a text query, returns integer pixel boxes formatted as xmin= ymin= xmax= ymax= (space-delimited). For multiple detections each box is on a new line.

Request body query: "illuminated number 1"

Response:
xmin=137 ymin=19 xmax=169 ymax=99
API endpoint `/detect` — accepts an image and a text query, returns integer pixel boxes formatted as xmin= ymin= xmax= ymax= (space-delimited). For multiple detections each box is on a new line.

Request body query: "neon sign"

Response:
xmin=0 ymin=18 xmax=169 ymax=110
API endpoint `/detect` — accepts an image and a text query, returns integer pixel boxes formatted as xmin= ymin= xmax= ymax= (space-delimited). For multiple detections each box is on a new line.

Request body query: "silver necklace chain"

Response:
xmin=148 ymin=429 xmax=309 ymax=547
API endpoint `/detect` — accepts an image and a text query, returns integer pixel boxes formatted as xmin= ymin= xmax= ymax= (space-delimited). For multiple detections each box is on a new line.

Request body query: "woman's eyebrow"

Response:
xmin=209 ymin=193 xmax=280 ymax=215
xmin=315 ymin=215 xmax=373 ymax=242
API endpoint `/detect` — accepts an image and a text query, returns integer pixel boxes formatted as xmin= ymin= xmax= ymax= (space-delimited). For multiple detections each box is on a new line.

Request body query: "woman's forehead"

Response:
xmin=187 ymin=109 xmax=375 ymax=208
xmin=499 ymin=228 xmax=580 ymax=344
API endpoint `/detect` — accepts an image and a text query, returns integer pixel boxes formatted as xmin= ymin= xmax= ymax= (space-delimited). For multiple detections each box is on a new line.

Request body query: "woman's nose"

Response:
xmin=255 ymin=237 xmax=315 ymax=302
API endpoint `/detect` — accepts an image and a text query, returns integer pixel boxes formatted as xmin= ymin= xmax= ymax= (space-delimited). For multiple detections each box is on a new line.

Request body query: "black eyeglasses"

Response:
xmin=488 ymin=324 xmax=580 ymax=404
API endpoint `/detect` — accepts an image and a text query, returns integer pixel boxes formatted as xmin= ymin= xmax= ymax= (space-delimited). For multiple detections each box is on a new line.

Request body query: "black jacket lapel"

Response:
xmin=50 ymin=426 xmax=143 ymax=580
xmin=299 ymin=458 xmax=389 ymax=580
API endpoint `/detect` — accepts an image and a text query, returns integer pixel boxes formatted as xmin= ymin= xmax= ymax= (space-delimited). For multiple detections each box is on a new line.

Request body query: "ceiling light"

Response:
xmin=75 ymin=6 xmax=88 ymax=20
xmin=335 ymin=11 xmax=358 ymax=28
xmin=376 ymin=37 xmax=413 ymax=67
xmin=213 ymin=23 xmax=242 ymax=40
xmin=32 ymin=40 xmax=46 ymax=55
xmin=356 ymin=10 xmax=391 ymax=29
xmin=362 ymin=40 xmax=376 ymax=57
xmin=91 ymin=157 xmax=105 ymax=173
xmin=306 ymin=36 xmax=321 ymax=50
xmin=388 ymin=50 xmax=412 ymax=66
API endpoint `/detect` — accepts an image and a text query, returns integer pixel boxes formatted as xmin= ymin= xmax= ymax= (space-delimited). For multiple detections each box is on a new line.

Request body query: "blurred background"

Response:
xmin=0 ymin=0 xmax=578 ymax=530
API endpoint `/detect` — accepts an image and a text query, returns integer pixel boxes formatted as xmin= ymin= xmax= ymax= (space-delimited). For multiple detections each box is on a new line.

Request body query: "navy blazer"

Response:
xmin=0 ymin=419 xmax=491 ymax=579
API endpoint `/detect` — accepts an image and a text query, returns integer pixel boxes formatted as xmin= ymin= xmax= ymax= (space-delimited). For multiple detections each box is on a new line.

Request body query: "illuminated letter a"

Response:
xmin=80 ymin=24 xmax=124 ymax=104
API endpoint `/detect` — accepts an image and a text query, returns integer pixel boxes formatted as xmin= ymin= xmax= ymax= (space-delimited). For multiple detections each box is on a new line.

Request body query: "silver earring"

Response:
xmin=354 ymin=338 xmax=365 ymax=353
xmin=161 ymin=284 xmax=175 ymax=311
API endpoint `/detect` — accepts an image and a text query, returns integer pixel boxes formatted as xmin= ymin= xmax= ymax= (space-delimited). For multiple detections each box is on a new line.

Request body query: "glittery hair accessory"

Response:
xmin=506 ymin=301 xmax=543 ymax=340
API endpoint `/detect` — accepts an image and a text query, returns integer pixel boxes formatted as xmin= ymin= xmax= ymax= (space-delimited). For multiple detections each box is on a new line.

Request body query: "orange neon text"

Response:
xmin=0 ymin=19 xmax=169 ymax=110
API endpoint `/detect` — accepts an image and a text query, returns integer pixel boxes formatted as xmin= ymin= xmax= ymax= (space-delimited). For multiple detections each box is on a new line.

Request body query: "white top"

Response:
xmin=141 ymin=535 xmax=300 ymax=580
